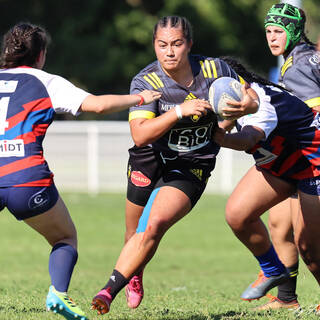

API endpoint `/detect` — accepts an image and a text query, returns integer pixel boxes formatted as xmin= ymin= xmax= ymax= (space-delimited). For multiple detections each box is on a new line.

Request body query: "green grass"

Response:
xmin=0 ymin=193 xmax=319 ymax=320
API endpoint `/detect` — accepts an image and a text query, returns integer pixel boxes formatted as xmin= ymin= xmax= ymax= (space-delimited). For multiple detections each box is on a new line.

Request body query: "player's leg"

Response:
xmin=124 ymin=200 xmax=145 ymax=308
xmin=295 ymin=192 xmax=320 ymax=284
xmin=91 ymin=185 xmax=192 ymax=315
xmin=254 ymin=198 xmax=300 ymax=310
xmin=225 ymin=166 xmax=295 ymax=300
xmin=125 ymin=145 xmax=163 ymax=308
xmin=125 ymin=200 xmax=144 ymax=243
xmin=6 ymin=185 xmax=87 ymax=320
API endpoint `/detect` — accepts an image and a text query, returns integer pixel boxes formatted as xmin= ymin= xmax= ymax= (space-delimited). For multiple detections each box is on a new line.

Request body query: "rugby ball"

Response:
xmin=208 ymin=77 xmax=243 ymax=119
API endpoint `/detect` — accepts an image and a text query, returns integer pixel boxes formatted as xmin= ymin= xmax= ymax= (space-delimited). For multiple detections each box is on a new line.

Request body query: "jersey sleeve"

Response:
xmin=283 ymin=55 xmax=320 ymax=108
xmin=128 ymin=75 xmax=157 ymax=121
xmin=237 ymin=83 xmax=278 ymax=140
xmin=46 ymin=75 xmax=90 ymax=116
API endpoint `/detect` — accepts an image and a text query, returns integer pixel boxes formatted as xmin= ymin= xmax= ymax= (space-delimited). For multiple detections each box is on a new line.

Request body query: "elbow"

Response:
xmin=132 ymin=135 xmax=150 ymax=147
xmin=94 ymin=105 xmax=106 ymax=114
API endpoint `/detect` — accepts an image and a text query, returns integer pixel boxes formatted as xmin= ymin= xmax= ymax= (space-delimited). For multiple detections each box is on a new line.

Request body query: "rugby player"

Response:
xmin=245 ymin=3 xmax=320 ymax=310
xmin=0 ymin=22 xmax=160 ymax=320
xmin=91 ymin=15 xmax=260 ymax=315
xmin=214 ymin=57 xmax=320 ymax=308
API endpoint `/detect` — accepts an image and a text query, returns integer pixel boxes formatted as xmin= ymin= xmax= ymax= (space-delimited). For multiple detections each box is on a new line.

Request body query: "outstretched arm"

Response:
xmin=79 ymin=90 xmax=161 ymax=114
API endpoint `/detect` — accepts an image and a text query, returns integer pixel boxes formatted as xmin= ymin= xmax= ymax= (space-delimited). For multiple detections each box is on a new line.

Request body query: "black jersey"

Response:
xmin=279 ymin=43 xmax=320 ymax=108
xmin=129 ymin=54 xmax=244 ymax=162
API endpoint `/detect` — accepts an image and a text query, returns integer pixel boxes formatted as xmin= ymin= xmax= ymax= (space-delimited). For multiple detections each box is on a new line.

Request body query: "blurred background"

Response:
xmin=0 ymin=0 xmax=319 ymax=193
xmin=1 ymin=0 xmax=319 ymax=120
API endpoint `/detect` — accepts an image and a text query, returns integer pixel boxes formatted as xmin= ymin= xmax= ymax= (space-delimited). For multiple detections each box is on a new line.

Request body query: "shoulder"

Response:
xmin=286 ymin=44 xmax=318 ymax=70
xmin=131 ymin=60 xmax=165 ymax=90
xmin=190 ymin=54 xmax=229 ymax=79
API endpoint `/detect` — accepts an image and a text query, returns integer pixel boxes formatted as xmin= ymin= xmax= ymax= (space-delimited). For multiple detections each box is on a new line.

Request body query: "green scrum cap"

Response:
xmin=265 ymin=3 xmax=305 ymax=51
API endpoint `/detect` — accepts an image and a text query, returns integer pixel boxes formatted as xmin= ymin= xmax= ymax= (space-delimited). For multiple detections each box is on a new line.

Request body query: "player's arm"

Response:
xmin=130 ymin=99 xmax=212 ymax=147
xmin=80 ymin=90 xmax=161 ymax=114
xmin=214 ymin=125 xmax=265 ymax=151
xmin=219 ymin=119 xmax=236 ymax=132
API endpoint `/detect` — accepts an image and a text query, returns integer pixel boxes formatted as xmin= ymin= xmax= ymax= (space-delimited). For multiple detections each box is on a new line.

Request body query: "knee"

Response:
xmin=225 ymin=201 xmax=246 ymax=232
xmin=296 ymin=236 xmax=320 ymax=269
xmin=51 ymin=227 xmax=77 ymax=249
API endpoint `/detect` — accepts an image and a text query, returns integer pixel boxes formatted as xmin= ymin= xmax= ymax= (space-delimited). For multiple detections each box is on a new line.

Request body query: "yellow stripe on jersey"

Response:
xmin=200 ymin=60 xmax=217 ymax=78
xmin=210 ymin=60 xmax=218 ymax=78
xmin=151 ymin=72 xmax=164 ymax=87
xmin=238 ymin=75 xmax=245 ymax=84
xmin=200 ymin=60 xmax=208 ymax=78
xmin=129 ymin=110 xmax=156 ymax=121
xmin=304 ymin=97 xmax=320 ymax=108
xmin=205 ymin=60 xmax=212 ymax=78
xmin=143 ymin=75 xmax=158 ymax=89
xmin=185 ymin=92 xmax=197 ymax=100
xmin=143 ymin=73 xmax=164 ymax=89
xmin=281 ymin=56 xmax=293 ymax=76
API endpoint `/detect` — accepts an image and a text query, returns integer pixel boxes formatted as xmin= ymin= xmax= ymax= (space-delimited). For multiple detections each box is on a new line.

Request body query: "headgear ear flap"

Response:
xmin=264 ymin=3 xmax=305 ymax=51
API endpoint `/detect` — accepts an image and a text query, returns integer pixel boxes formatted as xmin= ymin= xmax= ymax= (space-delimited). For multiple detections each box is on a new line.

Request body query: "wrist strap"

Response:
xmin=136 ymin=94 xmax=144 ymax=106
xmin=175 ymin=104 xmax=183 ymax=120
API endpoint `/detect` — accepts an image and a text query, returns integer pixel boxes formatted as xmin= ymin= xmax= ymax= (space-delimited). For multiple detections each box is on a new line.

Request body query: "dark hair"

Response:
xmin=221 ymin=56 xmax=286 ymax=90
xmin=152 ymin=16 xmax=193 ymax=44
xmin=299 ymin=9 xmax=315 ymax=46
xmin=0 ymin=22 xmax=50 ymax=68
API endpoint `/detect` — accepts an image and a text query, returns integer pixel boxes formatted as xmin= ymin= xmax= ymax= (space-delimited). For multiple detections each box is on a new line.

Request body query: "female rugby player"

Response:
xmin=246 ymin=3 xmax=320 ymax=310
xmin=214 ymin=57 xmax=320 ymax=307
xmin=91 ymin=15 xmax=260 ymax=315
xmin=0 ymin=22 xmax=160 ymax=320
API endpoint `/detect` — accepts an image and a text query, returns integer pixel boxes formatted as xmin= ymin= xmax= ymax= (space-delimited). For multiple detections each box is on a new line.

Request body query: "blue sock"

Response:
xmin=49 ymin=243 xmax=78 ymax=292
xmin=255 ymin=245 xmax=285 ymax=277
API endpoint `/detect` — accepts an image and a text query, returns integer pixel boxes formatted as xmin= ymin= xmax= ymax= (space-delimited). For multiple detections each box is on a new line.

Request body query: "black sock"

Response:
xmin=277 ymin=262 xmax=299 ymax=302
xmin=103 ymin=269 xmax=129 ymax=299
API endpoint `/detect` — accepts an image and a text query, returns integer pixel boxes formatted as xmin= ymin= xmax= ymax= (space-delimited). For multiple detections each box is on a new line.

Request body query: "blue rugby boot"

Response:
xmin=46 ymin=285 xmax=88 ymax=320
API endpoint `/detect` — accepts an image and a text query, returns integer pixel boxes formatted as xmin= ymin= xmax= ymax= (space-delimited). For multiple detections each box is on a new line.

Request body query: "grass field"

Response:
xmin=0 ymin=193 xmax=319 ymax=320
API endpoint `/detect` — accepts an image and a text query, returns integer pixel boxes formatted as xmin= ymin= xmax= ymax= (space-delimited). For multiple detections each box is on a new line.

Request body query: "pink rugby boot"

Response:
xmin=125 ymin=271 xmax=144 ymax=309
xmin=91 ymin=287 xmax=112 ymax=315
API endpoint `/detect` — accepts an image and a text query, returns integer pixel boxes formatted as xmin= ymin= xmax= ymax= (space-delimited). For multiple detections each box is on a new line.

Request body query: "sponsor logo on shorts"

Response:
xmin=127 ymin=164 xmax=132 ymax=179
xmin=190 ymin=168 xmax=203 ymax=180
xmin=28 ymin=188 xmax=49 ymax=210
xmin=131 ymin=171 xmax=151 ymax=187
xmin=0 ymin=139 xmax=25 ymax=157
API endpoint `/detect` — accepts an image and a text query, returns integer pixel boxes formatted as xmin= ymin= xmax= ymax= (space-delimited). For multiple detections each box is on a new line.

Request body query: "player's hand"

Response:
xmin=138 ymin=90 xmax=162 ymax=105
xmin=221 ymin=84 xmax=259 ymax=119
xmin=180 ymin=99 xmax=212 ymax=118
xmin=212 ymin=127 xmax=226 ymax=145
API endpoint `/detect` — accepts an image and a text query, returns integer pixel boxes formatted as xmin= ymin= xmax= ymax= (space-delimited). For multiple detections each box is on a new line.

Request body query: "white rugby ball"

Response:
xmin=208 ymin=77 xmax=243 ymax=119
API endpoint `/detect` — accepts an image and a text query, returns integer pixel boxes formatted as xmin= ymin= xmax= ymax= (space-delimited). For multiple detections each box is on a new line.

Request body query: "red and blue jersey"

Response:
xmin=0 ymin=67 xmax=89 ymax=187
xmin=237 ymin=83 xmax=320 ymax=181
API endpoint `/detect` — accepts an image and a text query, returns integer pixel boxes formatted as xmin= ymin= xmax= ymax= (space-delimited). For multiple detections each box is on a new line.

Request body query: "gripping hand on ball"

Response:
xmin=222 ymin=84 xmax=259 ymax=120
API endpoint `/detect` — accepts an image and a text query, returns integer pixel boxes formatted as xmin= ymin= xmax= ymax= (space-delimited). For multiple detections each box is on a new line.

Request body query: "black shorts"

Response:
xmin=155 ymin=157 xmax=216 ymax=208
xmin=127 ymin=145 xmax=163 ymax=206
xmin=0 ymin=184 xmax=59 ymax=221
